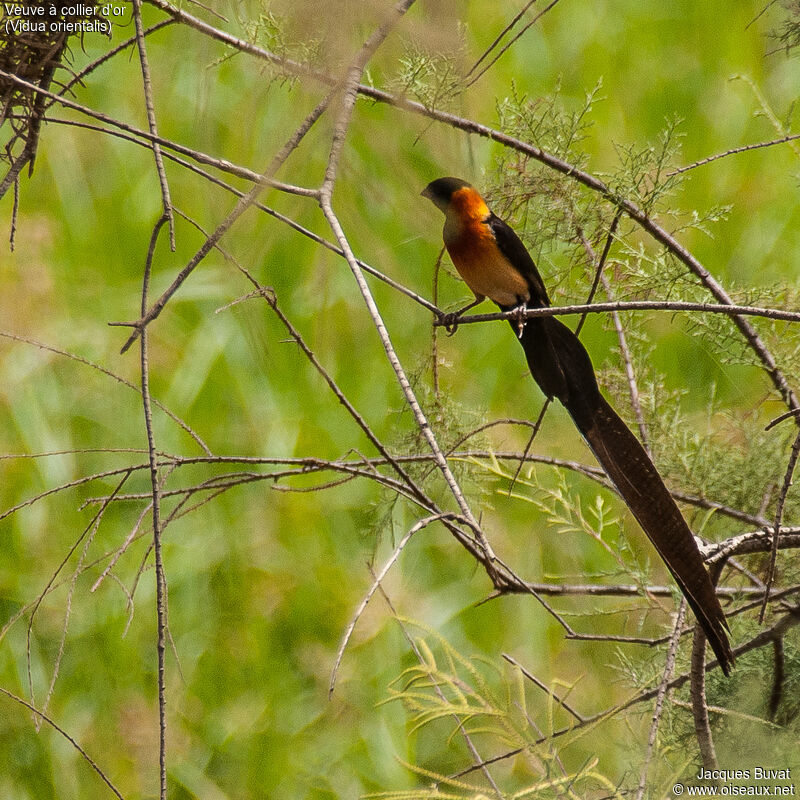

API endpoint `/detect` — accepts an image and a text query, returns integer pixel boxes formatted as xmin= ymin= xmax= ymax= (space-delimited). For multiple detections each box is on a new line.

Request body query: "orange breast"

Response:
xmin=444 ymin=192 xmax=530 ymax=308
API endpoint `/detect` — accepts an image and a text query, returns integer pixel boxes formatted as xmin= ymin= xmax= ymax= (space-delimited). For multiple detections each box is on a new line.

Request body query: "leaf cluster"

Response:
xmin=375 ymin=624 xmax=620 ymax=799
xmin=387 ymin=37 xmax=467 ymax=110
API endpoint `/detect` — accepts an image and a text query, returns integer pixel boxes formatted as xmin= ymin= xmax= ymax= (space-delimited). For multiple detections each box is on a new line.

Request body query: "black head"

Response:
xmin=421 ymin=176 xmax=472 ymax=212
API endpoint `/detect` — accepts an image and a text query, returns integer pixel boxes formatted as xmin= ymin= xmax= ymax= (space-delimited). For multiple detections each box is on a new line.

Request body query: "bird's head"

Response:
xmin=421 ymin=176 xmax=473 ymax=213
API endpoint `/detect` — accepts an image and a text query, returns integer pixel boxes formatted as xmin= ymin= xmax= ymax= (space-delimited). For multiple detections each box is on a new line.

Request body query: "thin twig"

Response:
xmin=507 ymin=398 xmax=551 ymax=495
xmin=667 ymin=132 xmax=800 ymax=175
xmin=465 ymin=0 xmax=538 ymax=77
xmin=131 ymin=0 xmax=176 ymax=248
xmin=72 ymin=447 xmax=774 ymax=531
xmin=51 ymin=20 xmax=175 ymax=104
xmin=25 ymin=472 xmax=132 ymax=724
xmin=502 ymin=653 xmax=586 ymax=723
xmin=601 ymin=272 xmax=649 ymax=450
xmin=760 ymin=427 xmax=800 ymax=621
xmin=574 ymin=211 xmax=622 ymax=337
xmin=465 ymin=0 xmax=563 ymax=88
xmin=330 ymin=512 xmax=458 ymax=696
xmin=432 ymin=299 xmax=800 ymax=327
xmin=635 ymin=599 xmax=687 ymax=800
xmin=138 ymin=215 xmax=170 ymax=800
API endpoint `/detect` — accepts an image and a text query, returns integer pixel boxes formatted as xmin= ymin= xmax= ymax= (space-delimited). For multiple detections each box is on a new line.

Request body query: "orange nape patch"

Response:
xmin=449 ymin=186 xmax=491 ymax=221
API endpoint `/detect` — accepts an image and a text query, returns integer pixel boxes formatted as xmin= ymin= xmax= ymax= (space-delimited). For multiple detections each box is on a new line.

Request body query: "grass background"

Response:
xmin=1 ymin=0 xmax=799 ymax=796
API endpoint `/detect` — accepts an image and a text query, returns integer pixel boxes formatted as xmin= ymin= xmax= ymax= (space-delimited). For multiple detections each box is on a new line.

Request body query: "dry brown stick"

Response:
xmin=635 ymin=599 xmax=687 ymax=800
xmin=703 ymin=527 xmax=800 ymax=563
xmin=136 ymin=215 xmax=170 ymax=800
xmin=131 ymin=0 xmax=175 ymax=249
xmin=574 ymin=212 xmax=622 ymax=336
xmin=430 ymin=245 xmax=447 ymax=400
xmin=760 ymin=427 xmax=800 ymax=621
xmin=239 ymin=278 xmax=436 ymax=512
xmin=0 ymin=56 xmax=58 ymax=199
xmin=75 ymin=446 xmax=769 ymax=529
xmin=435 ymin=300 xmax=800 ymax=326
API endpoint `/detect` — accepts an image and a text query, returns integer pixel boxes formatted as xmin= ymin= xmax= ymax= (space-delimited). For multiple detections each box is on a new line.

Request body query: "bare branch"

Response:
xmin=760 ymin=427 xmax=800 ymax=621
xmin=131 ymin=0 xmax=175 ymax=248
xmin=137 ymin=215 xmax=170 ymax=800
xmin=636 ymin=600 xmax=687 ymax=800
xmin=434 ymin=299 xmax=800 ymax=327
xmin=668 ymin=132 xmax=800 ymax=176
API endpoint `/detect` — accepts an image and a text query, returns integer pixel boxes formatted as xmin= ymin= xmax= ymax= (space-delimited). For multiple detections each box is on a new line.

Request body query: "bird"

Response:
xmin=422 ymin=176 xmax=734 ymax=675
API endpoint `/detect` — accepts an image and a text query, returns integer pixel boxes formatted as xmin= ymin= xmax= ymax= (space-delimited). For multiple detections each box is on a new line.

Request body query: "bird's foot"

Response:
xmin=441 ymin=311 xmax=463 ymax=336
xmin=512 ymin=302 xmax=528 ymax=338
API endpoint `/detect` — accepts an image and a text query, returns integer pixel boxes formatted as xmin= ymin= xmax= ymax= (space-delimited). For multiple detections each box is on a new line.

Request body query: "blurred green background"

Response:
xmin=1 ymin=0 xmax=799 ymax=797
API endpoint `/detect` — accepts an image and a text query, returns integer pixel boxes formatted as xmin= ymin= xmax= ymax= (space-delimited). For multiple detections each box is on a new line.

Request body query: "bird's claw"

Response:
xmin=513 ymin=303 xmax=528 ymax=338
xmin=442 ymin=312 xmax=462 ymax=335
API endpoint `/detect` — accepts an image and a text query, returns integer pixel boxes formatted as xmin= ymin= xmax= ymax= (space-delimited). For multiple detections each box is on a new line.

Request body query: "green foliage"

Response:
xmin=772 ymin=2 xmax=800 ymax=54
xmin=236 ymin=2 xmax=324 ymax=77
xmin=373 ymin=624 xmax=620 ymax=799
xmin=491 ymin=80 xmax=604 ymax=257
xmin=389 ymin=39 xmax=467 ymax=110
xmin=609 ymin=115 xmax=686 ymax=217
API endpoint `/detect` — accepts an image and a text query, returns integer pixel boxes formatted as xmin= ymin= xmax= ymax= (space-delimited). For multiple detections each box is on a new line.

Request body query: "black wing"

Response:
xmin=487 ymin=213 xmax=550 ymax=307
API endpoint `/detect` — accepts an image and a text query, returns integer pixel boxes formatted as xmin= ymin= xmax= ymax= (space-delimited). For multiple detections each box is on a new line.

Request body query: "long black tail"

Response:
xmin=514 ymin=314 xmax=734 ymax=674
